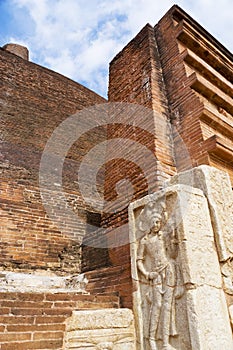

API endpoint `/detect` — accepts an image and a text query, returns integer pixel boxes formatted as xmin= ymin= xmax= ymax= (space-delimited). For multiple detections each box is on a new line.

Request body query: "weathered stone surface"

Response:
xmin=170 ymin=165 xmax=233 ymax=302
xmin=186 ymin=286 xmax=232 ymax=350
xmin=3 ymin=43 xmax=29 ymax=60
xmin=64 ymin=309 xmax=136 ymax=349
xmin=170 ymin=165 xmax=233 ymax=262
xmin=129 ymin=182 xmax=232 ymax=350
xmin=0 ymin=271 xmax=88 ymax=293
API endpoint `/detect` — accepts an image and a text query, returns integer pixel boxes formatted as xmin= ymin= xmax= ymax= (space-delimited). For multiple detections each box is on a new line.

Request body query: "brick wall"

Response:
xmin=104 ymin=24 xmax=175 ymax=267
xmin=85 ymin=265 xmax=132 ymax=308
xmin=155 ymin=5 xmax=233 ymax=180
xmin=0 ymin=47 xmax=106 ymax=272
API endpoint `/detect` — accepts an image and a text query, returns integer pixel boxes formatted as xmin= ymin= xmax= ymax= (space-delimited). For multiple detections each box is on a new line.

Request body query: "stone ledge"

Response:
xmin=0 ymin=271 xmax=88 ymax=293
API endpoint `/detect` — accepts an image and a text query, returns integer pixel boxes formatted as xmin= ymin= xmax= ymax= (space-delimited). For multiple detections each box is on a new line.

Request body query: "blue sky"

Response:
xmin=0 ymin=0 xmax=232 ymax=97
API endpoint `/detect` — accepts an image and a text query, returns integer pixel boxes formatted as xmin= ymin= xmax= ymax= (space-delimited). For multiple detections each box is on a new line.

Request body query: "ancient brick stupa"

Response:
xmin=0 ymin=5 xmax=232 ymax=349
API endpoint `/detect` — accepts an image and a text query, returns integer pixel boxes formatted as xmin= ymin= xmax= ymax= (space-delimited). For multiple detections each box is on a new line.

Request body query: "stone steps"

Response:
xmin=0 ymin=292 xmax=120 ymax=350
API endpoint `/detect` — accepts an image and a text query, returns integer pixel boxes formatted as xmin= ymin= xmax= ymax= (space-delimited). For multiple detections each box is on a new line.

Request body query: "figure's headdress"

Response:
xmin=137 ymin=200 xmax=167 ymax=233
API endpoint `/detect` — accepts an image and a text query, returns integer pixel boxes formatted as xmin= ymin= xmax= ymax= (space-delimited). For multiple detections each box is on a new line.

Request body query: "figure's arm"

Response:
xmin=137 ymin=259 xmax=150 ymax=280
xmin=174 ymin=262 xmax=185 ymax=299
xmin=137 ymin=241 xmax=158 ymax=280
xmin=137 ymin=241 xmax=149 ymax=280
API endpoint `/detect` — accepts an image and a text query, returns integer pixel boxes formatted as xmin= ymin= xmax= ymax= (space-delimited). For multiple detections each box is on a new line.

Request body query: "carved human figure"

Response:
xmin=137 ymin=204 xmax=184 ymax=350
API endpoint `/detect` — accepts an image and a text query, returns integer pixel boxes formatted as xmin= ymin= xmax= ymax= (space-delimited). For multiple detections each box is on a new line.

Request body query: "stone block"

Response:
xmin=64 ymin=308 xmax=136 ymax=349
xmin=186 ymin=286 xmax=232 ymax=350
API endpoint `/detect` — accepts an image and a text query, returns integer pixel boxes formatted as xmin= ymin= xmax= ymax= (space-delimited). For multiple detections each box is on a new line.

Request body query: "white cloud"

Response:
xmin=10 ymin=0 xmax=233 ymax=97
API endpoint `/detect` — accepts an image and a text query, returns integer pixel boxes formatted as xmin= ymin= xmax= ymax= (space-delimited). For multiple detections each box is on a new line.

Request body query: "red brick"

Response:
xmin=7 ymin=324 xmax=65 ymax=332
xmin=0 ymin=339 xmax=63 ymax=350
xmin=33 ymin=331 xmax=63 ymax=340
xmin=0 ymin=316 xmax=35 ymax=325
xmin=35 ymin=316 xmax=67 ymax=324
xmin=0 ymin=332 xmax=31 ymax=342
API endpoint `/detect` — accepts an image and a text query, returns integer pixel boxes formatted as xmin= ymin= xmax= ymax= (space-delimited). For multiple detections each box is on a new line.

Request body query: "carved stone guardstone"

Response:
xmin=129 ymin=178 xmax=233 ymax=350
xmin=64 ymin=308 xmax=136 ymax=349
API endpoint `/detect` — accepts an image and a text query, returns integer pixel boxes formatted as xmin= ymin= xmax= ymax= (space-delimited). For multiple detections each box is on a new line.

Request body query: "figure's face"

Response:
xmin=150 ymin=216 xmax=161 ymax=233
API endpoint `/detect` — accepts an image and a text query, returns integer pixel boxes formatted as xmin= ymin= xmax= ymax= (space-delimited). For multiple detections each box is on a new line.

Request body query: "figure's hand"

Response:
xmin=148 ymin=272 xmax=158 ymax=280
xmin=174 ymin=285 xmax=185 ymax=299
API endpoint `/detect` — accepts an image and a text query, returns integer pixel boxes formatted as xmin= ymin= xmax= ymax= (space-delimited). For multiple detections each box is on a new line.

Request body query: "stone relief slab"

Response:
xmin=64 ymin=308 xmax=136 ymax=349
xmin=129 ymin=183 xmax=232 ymax=350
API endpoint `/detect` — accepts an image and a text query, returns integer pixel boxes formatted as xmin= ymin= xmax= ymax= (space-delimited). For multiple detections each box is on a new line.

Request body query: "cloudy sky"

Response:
xmin=0 ymin=0 xmax=232 ymax=97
